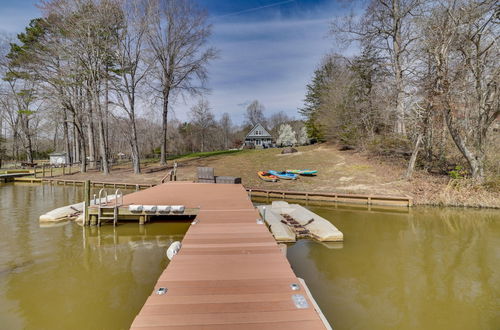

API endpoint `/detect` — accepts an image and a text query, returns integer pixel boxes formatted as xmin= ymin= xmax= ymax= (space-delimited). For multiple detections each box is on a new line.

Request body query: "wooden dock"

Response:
xmin=0 ymin=172 xmax=32 ymax=183
xmin=126 ymin=182 xmax=330 ymax=329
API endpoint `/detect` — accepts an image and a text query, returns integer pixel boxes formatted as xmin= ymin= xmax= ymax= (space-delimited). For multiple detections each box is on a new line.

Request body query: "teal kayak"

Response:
xmin=268 ymin=170 xmax=298 ymax=180
xmin=286 ymin=169 xmax=318 ymax=176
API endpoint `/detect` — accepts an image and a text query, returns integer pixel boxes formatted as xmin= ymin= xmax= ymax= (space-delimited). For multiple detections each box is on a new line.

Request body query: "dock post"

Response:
xmin=42 ymin=165 xmax=45 ymax=178
xmin=50 ymin=166 xmax=53 ymax=177
xmin=84 ymin=180 xmax=91 ymax=226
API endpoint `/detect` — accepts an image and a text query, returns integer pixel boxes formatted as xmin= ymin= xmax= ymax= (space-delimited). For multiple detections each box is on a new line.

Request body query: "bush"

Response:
xmin=367 ymin=134 xmax=412 ymax=156
xmin=448 ymin=165 xmax=467 ymax=179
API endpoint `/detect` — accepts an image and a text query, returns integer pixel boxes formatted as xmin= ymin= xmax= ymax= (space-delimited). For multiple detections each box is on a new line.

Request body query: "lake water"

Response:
xmin=0 ymin=183 xmax=499 ymax=329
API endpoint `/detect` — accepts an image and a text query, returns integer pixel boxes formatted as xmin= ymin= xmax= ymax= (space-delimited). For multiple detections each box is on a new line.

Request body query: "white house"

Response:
xmin=244 ymin=123 xmax=273 ymax=148
xmin=49 ymin=152 xmax=68 ymax=165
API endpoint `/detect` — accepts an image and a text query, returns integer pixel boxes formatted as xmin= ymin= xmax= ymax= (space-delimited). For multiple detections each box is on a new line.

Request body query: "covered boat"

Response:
xmin=268 ymin=170 xmax=297 ymax=180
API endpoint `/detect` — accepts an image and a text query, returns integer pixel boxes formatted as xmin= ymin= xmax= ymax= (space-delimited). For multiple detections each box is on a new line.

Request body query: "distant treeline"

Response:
xmin=0 ymin=0 xmax=308 ymax=173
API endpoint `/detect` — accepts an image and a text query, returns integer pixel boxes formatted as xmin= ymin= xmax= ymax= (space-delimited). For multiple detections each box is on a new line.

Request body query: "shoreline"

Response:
xmin=3 ymin=144 xmax=498 ymax=209
xmin=8 ymin=176 xmax=499 ymax=209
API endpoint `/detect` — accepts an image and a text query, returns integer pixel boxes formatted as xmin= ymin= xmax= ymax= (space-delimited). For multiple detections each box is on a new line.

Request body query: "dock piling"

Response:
xmin=84 ymin=180 xmax=91 ymax=226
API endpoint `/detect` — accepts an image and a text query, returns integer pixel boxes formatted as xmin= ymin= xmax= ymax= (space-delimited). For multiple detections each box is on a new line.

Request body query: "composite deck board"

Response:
xmin=130 ymin=183 xmax=327 ymax=330
xmin=142 ymin=292 xmax=314 ymax=305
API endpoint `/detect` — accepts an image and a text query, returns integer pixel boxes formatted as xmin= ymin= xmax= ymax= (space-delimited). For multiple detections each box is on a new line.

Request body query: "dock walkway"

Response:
xmin=128 ymin=182 xmax=328 ymax=329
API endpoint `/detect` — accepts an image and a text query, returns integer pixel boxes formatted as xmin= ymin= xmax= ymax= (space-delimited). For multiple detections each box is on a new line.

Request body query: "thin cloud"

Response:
xmin=212 ymin=0 xmax=295 ymax=19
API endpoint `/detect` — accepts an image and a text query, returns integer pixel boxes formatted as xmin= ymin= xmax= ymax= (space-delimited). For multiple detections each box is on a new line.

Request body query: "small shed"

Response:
xmin=49 ymin=152 xmax=68 ymax=165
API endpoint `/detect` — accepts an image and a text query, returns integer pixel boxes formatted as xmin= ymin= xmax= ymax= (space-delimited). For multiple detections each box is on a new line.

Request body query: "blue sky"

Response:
xmin=0 ymin=0 xmax=356 ymax=124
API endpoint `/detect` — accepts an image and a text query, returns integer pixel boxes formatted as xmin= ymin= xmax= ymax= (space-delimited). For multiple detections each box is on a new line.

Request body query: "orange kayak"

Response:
xmin=258 ymin=171 xmax=279 ymax=182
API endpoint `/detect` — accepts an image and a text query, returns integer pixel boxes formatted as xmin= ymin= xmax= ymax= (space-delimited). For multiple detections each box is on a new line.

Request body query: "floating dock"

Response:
xmin=0 ymin=172 xmax=32 ymax=183
xmin=126 ymin=182 xmax=330 ymax=329
xmin=258 ymin=201 xmax=343 ymax=242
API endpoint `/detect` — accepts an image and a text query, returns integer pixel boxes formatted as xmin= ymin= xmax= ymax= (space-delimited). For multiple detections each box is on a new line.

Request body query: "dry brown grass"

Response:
xmin=411 ymin=175 xmax=500 ymax=208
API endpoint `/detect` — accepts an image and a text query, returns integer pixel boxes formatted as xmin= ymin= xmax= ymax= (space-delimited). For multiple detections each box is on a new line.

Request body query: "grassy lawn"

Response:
xmin=171 ymin=144 xmax=408 ymax=195
xmin=167 ymin=149 xmax=245 ymax=160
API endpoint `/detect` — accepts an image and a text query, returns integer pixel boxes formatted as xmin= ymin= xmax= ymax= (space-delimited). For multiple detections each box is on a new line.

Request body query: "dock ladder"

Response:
xmin=97 ymin=188 xmax=123 ymax=226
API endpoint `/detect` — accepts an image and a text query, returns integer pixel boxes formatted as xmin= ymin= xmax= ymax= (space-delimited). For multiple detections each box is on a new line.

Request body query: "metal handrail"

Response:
xmin=97 ymin=188 xmax=108 ymax=205
xmin=114 ymin=189 xmax=123 ymax=206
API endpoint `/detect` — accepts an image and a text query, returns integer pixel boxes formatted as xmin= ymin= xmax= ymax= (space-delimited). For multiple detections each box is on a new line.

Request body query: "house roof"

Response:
xmin=245 ymin=123 xmax=272 ymax=139
xmin=49 ymin=152 xmax=67 ymax=156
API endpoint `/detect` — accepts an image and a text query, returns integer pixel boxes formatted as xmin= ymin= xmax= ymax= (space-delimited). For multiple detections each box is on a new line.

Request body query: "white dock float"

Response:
xmin=258 ymin=201 xmax=343 ymax=242
xmin=39 ymin=194 xmax=118 ymax=223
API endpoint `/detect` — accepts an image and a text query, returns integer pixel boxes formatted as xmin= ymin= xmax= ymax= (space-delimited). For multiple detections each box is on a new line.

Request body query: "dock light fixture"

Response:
xmin=290 ymin=283 xmax=300 ymax=291
xmin=292 ymin=294 xmax=309 ymax=309
xmin=156 ymin=287 xmax=167 ymax=295
xmin=256 ymin=218 xmax=264 ymax=224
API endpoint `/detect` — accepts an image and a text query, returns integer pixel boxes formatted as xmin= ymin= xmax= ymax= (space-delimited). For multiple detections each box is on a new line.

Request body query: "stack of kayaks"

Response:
xmin=257 ymin=171 xmax=279 ymax=182
xmin=268 ymin=170 xmax=298 ymax=180
xmin=286 ymin=169 xmax=318 ymax=176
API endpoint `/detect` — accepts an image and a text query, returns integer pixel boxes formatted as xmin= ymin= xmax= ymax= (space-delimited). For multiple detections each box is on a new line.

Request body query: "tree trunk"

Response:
xmin=79 ymin=133 xmax=87 ymax=173
xmin=405 ymin=134 xmax=422 ymax=180
xmin=130 ymin=120 xmax=141 ymax=174
xmin=97 ymin=118 xmax=109 ymax=174
xmin=392 ymin=0 xmax=406 ymax=135
xmin=72 ymin=116 xmax=79 ymax=163
xmin=445 ymin=111 xmax=484 ymax=183
xmin=62 ymin=108 xmax=72 ymax=164
xmin=104 ymin=75 xmax=110 ymax=158
xmin=22 ymin=117 xmax=34 ymax=163
xmin=87 ymin=99 xmax=96 ymax=169
xmin=160 ymin=89 xmax=170 ymax=165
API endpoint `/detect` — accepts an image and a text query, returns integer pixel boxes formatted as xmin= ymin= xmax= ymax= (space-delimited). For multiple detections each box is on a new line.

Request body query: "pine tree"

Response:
xmin=299 ymin=58 xmax=336 ymax=142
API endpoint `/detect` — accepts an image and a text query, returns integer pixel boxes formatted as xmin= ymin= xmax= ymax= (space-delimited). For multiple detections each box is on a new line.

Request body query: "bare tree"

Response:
xmin=268 ymin=111 xmax=290 ymax=128
xmin=146 ymin=0 xmax=217 ymax=165
xmin=112 ymin=0 xmax=150 ymax=174
xmin=331 ymin=0 xmax=423 ymax=135
xmin=245 ymin=100 xmax=266 ymax=127
xmin=421 ymin=0 xmax=499 ymax=183
xmin=189 ymin=99 xmax=215 ymax=152
xmin=219 ymin=112 xmax=232 ymax=150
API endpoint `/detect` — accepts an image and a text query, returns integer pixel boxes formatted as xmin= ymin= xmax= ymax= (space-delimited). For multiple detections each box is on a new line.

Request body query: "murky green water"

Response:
xmin=287 ymin=204 xmax=500 ymax=330
xmin=0 ymin=183 xmax=190 ymax=330
xmin=1 ymin=184 xmax=499 ymax=329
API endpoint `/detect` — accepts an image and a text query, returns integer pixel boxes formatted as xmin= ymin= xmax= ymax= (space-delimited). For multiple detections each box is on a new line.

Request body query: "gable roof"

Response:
xmin=245 ymin=123 xmax=272 ymax=139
